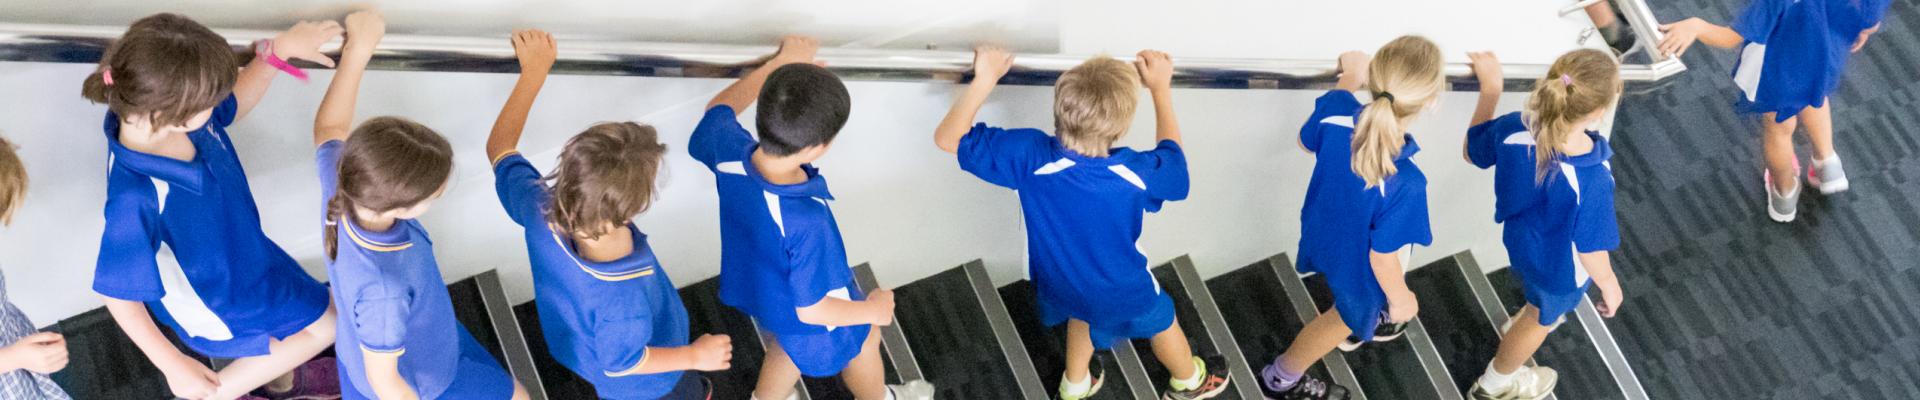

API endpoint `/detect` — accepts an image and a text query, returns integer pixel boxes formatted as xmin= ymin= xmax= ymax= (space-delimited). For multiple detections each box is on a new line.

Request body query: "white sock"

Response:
xmin=1170 ymin=357 xmax=1204 ymax=390
xmin=1061 ymin=374 xmax=1094 ymax=397
xmin=1479 ymin=364 xmax=1519 ymax=391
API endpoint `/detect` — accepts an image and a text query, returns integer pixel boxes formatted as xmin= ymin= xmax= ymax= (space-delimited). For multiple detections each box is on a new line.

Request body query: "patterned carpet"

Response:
xmin=1608 ymin=0 xmax=1920 ymax=398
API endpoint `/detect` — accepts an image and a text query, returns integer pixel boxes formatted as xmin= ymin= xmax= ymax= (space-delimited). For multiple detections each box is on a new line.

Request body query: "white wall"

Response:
xmin=0 ymin=60 xmax=1565 ymax=328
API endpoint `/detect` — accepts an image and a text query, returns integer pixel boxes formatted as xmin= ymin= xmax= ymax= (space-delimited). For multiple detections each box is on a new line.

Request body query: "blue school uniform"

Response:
xmin=1729 ymin=0 xmax=1890 ymax=121
xmin=689 ymin=106 xmax=869 ymax=377
xmin=93 ymin=95 xmax=330 ymax=358
xmin=319 ymin=141 xmax=515 ymax=399
xmin=493 ymin=153 xmax=692 ymax=399
xmin=1466 ymin=112 xmax=1621 ymax=325
xmin=1295 ymin=91 xmax=1433 ymax=340
xmin=955 ymin=123 xmax=1188 ymax=349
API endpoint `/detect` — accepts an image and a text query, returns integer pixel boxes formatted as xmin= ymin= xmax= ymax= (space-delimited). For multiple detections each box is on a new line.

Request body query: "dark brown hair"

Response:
xmin=81 ymin=13 xmax=238 ymax=129
xmin=324 ymin=117 xmax=454 ymax=259
xmin=544 ymin=122 xmax=667 ymax=240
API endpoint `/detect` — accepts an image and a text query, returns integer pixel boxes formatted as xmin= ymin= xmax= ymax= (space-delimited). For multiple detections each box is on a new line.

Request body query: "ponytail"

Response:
xmin=323 ymin=193 xmax=351 ymax=260
xmin=1526 ymin=49 xmax=1622 ymax=183
xmin=1349 ymin=35 xmax=1444 ymax=188
xmin=1351 ymin=96 xmax=1407 ymax=187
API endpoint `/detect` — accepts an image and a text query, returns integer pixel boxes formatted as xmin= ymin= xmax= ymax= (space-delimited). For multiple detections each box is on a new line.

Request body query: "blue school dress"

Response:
xmin=94 ymin=95 xmax=329 ymax=358
xmin=1730 ymin=0 xmax=1890 ymax=121
xmin=1295 ymin=91 xmax=1434 ymax=340
xmin=957 ymin=123 xmax=1189 ymax=349
xmin=1466 ymin=112 xmax=1621 ymax=325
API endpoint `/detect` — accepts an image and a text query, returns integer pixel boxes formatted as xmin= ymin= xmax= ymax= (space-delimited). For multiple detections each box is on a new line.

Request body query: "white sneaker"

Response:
xmin=1469 ymin=365 xmax=1558 ymax=400
xmin=1809 ymin=154 xmax=1850 ymax=194
xmin=1766 ymin=166 xmax=1800 ymax=223
xmin=889 ymin=379 xmax=936 ymax=400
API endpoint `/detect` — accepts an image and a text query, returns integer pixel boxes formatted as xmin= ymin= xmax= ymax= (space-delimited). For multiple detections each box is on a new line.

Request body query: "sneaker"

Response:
xmin=1337 ymin=311 xmax=1406 ymax=351
xmin=1059 ymin=361 xmax=1106 ymax=400
xmin=1161 ymin=355 xmax=1230 ymax=400
xmin=889 ymin=379 xmax=936 ymax=400
xmin=1809 ymin=154 xmax=1850 ymax=194
xmin=1469 ymin=365 xmax=1558 ymax=400
xmin=1260 ymin=371 xmax=1350 ymax=400
xmin=255 ymin=357 xmax=342 ymax=400
xmin=1766 ymin=164 xmax=1801 ymax=223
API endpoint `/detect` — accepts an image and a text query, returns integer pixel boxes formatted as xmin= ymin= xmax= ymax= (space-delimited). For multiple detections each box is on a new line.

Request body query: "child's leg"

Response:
xmin=1798 ymin=102 xmax=1835 ymax=161
xmin=1064 ymin=319 xmax=1096 ymax=384
xmin=1584 ymin=1 xmax=1618 ymax=28
xmin=1490 ymin=305 xmax=1552 ymax=374
xmin=510 ymin=381 xmax=531 ymax=400
xmin=208 ymin=303 xmax=337 ymax=400
xmin=1277 ymin=309 xmax=1351 ymax=375
xmin=842 ymin=329 xmax=889 ymax=400
xmin=1148 ymin=318 xmax=1198 ymax=381
xmin=754 ymin=340 xmax=804 ymax=400
xmin=1762 ymin=113 xmax=1801 ymax=194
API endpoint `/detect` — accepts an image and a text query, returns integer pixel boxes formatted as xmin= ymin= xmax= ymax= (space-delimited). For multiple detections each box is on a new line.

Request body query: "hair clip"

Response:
xmin=102 ymin=68 xmax=115 ymax=86
xmin=1560 ymin=74 xmax=1574 ymax=86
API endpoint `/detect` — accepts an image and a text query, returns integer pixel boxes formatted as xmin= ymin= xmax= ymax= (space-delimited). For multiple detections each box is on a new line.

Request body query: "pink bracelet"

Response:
xmin=255 ymin=39 xmax=309 ymax=82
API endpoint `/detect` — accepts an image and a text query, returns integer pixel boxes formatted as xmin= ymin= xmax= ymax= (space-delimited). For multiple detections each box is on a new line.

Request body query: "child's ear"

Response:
xmin=800 ymin=143 xmax=831 ymax=160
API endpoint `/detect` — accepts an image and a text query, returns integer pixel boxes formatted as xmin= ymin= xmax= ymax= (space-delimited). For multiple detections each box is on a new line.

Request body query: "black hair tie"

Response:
xmin=1375 ymin=91 xmax=1395 ymax=104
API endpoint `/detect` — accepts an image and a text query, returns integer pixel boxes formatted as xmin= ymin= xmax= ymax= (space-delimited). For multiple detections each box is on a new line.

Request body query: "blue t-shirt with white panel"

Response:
xmin=1295 ymin=90 xmax=1433 ymax=340
xmin=688 ymin=106 xmax=869 ymax=342
xmin=493 ymin=153 xmax=690 ymax=399
xmin=1466 ymin=112 xmax=1621 ymax=324
xmin=1729 ymin=0 xmax=1890 ymax=120
xmin=94 ymin=95 xmax=330 ymax=358
xmin=956 ymin=122 xmax=1189 ymax=329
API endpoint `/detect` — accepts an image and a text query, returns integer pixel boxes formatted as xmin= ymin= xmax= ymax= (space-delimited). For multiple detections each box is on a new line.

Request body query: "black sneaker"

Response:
xmin=1337 ymin=311 xmax=1407 ymax=351
xmin=1261 ymin=372 xmax=1349 ymax=400
xmin=1161 ymin=355 xmax=1231 ymax=400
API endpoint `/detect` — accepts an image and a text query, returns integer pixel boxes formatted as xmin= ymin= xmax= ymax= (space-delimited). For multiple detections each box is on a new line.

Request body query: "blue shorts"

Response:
xmin=172 ymin=287 xmax=330 ymax=359
xmin=774 ymin=324 xmax=871 ymax=377
xmin=1298 ymin=259 xmax=1387 ymax=341
xmin=1040 ymin=292 xmax=1176 ymax=350
xmin=342 ymin=330 xmax=517 ymax=400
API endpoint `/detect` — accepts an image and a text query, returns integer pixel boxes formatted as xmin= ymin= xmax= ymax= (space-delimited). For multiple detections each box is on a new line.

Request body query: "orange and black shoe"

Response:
xmin=1161 ymin=355 xmax=1231 ymax=400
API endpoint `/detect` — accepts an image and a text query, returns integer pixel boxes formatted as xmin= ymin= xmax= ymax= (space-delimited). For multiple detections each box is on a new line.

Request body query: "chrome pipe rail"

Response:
xmin=0 ymin=21 xmax=1682 ymax=90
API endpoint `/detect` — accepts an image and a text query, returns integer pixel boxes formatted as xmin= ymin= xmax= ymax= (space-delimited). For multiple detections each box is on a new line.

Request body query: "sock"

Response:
xmin=1597 ymin=22 xmax=1622 ymax=43
xmin=1261 ymin=358 xmax=1304 ymax=392
xmin=1170 ymin=357 xmax=1205 ymax=391
xmin=886 ymin=386 xmax=898 ymax=400
xmin=1478 ymin=364 xmax=1519 ymax=392
xmin=1060 ymin=374 xmax=1094 ymax=398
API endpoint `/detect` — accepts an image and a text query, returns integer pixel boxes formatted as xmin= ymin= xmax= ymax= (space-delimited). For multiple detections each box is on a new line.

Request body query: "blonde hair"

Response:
xmin=1353 ymin=36 xmax=1445 ymax=188
xmin=1527 ymin=49 xmax=1621 ymax=182
xmin=0 ymin=135 xmax=25 ymax=225
xmin=1054 ymin=56 xmax=1140 ymax=157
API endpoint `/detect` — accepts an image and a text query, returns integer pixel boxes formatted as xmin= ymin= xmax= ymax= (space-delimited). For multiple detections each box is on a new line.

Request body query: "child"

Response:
xmin=1461 ymin=49 xmax=1626 ymax=400
xmin=1657 ymin=0 xmax=1890 ymax=222
xmin=690 ymin=36 xmax=930 ymax=400
xmin=0 ymin=134 xmax=73 ymax=400
xmin=313 ymin=11 xmax=527 ymax=400
xmin=932 ymin=47 xmax=1230 ymax=400
xmin=83 ymin=12 xmax=343 ymax=400
xmin=487 ymin=29 xmax=731 ymax=399
xmin=1257 ymin=36 xmax=1444 ymax=400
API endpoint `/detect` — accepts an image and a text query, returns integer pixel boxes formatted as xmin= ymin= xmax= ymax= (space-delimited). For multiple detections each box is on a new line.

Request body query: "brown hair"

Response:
xmin=324 ymin=117 xmax=453 ymax=259
xmin=0 ymin=135 xmax=26 ymax=225
xmin=1527 ymin=49 xmax=1621 ymax=182
xmin=81 ymin=13 xmax=237 ymax=129
xmin=1352 ymin=35 xmax=1445 ymax=188
xmin=1054 ymin=56 xmax=1140 ymax=157
xmin=543 ymin=122 xmax=668 ymax=240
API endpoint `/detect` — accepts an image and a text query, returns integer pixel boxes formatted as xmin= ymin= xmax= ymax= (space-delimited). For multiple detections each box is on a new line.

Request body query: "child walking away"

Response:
xmin=0 ymin=134 xmax=73 ymax=400
xmin=487 ymin=29 xmax=730 ymax=400
xmin=82 ymin=12 xmax=344 ymax=400
xmin=314 ymin=11 xmax=528 ymax=400
xmin=1258 ymin=36 xmax=1444 ymax=400
xmin=1462 ymin=49 xmax=1626 ymax=400
xmin=933 ymin=47 xmax=1229 ymax=400
xmin=689 ymin=36 xmax=933 ymax=400
xmin=1656 ymin=0 xmax=1890 ymax=222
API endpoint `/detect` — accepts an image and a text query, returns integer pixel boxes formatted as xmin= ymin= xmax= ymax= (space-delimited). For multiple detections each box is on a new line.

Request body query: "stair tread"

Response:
xmin=999 ymin=280 xmax=1143 ymax=400
xmin=1299 ymin=274 xmax=1445 ymax=400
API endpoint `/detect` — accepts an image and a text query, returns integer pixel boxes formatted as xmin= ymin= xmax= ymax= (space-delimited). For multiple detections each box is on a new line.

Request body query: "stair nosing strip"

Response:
xmin=1451 ymin=252 xmax=1556 ymax=400
xmin=1266 ymin=254 xmax=1368 ymax=400
xmin=475 ymin=270 xmax=548 ymax=400
xmin=1404 ymin=318 xmax=1466 ymax=400
xmin=751 ymin=319 xmax=812 ymax=400
xmin=853 ymin=263 xmax=926 ymax=383
xmin=1573 ymin=295 xmax=1652 ymax=400
xmin=1170 ymin=256 xmax=1263 ymax=400
xmin=1109 ymin=335 xmax=1159 ymax=400
xmin=964 ymin=261 xmax=1052 ymax=400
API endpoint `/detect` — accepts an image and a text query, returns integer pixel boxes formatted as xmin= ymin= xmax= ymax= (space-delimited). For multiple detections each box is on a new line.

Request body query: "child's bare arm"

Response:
xmin=104 ymin=297 xmax=219 ymax=399
xmin=1578 ymin=251 xmax=1624 ymax=317
xmin=794 ymin=288 xmax=895 ymax=327
xmin=1852 ymin=23 xmax=1881 ymax=53
xmin=707 ymin=36 xmax=819 ymax=115
xmin=1658 ymin=18 xmax=1744 ymax=58
xmin=1135 ymin=50 xmax=1182 ymax=145
xmin=233 ymin=20 xmax=342 ymax=120
xmin=1369 ymin=249 xmax=1418 ymax=323
xmin=934 ymin=46 xmax=1014 ymax=153
xmin=611 ymin=334 xmax=733 ymax=375
xmin=361 ymin=349 xmax=421 ymax=400
xmin=1465 ymin=51 xmax=1503 ymax=163
xmin=312 ymin=11 xmax=384 ymax=146
xmin=486 ymin=29 xmax=557 ymax=162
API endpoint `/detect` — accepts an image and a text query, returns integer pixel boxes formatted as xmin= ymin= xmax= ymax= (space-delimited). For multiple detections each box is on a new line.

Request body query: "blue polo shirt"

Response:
xmin=319 ymin=140 xmax=465 ymax=399
xmin=1466 ymin=112 xmax=1620 ymax=324
xmin=688 ymin=106 xmax=868 ymax=340
xmin=493 ymin=153 xmax=690 ymax=399
xmin=1295 ymin=90 xmax=1433 ymax=340
xmin=94 ymin=95 xmax=329 ymax=358
xmin=956 ymin=122 xmax=1188 ymax=331
xmin=1729 ymin=0 xmax=1890 ymax=121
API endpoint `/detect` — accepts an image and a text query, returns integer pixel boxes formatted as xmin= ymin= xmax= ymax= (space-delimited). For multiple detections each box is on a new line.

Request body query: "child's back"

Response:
xmin=1730 ymin=0 xmax=1889 ymax=117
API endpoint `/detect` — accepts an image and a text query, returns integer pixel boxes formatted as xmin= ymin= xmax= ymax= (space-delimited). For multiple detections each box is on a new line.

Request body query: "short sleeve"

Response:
xmin=1301 ymin=90 xmax=1364 ymax=153
xmin=491 ymin=154 xmax=549 ymax=228
xmin=317 ymin=140 xmax=345 ymax=206
xmin=93 ymin=169 xmax=165 ymax=301
xmin=351 ymin=283 xmax=412 ymax=353
xmin=1369 ymin=181 xmax=1434 ymax=253
xmin=956 ymin=124 xmax=1055 ymax=189
xmin=207 ymin=95 xmax=239 ymax=130
xmin=591 ymin=306 xmax=656 ymax=377
xmin=688 ymin=106 xmax=755 ymax=169
xmin=1572 ymin=174 xmax=1622 ymax=253
xmin=1465 ymin=115 xmax=1506 ymax=169
xmin=1131 ymin=140 xmax=1191 ymax=211
xmin=782 ymin=223 xmax=841 ymax=309
xmin=1732 ymin=0 xmax=1793 ymax=44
